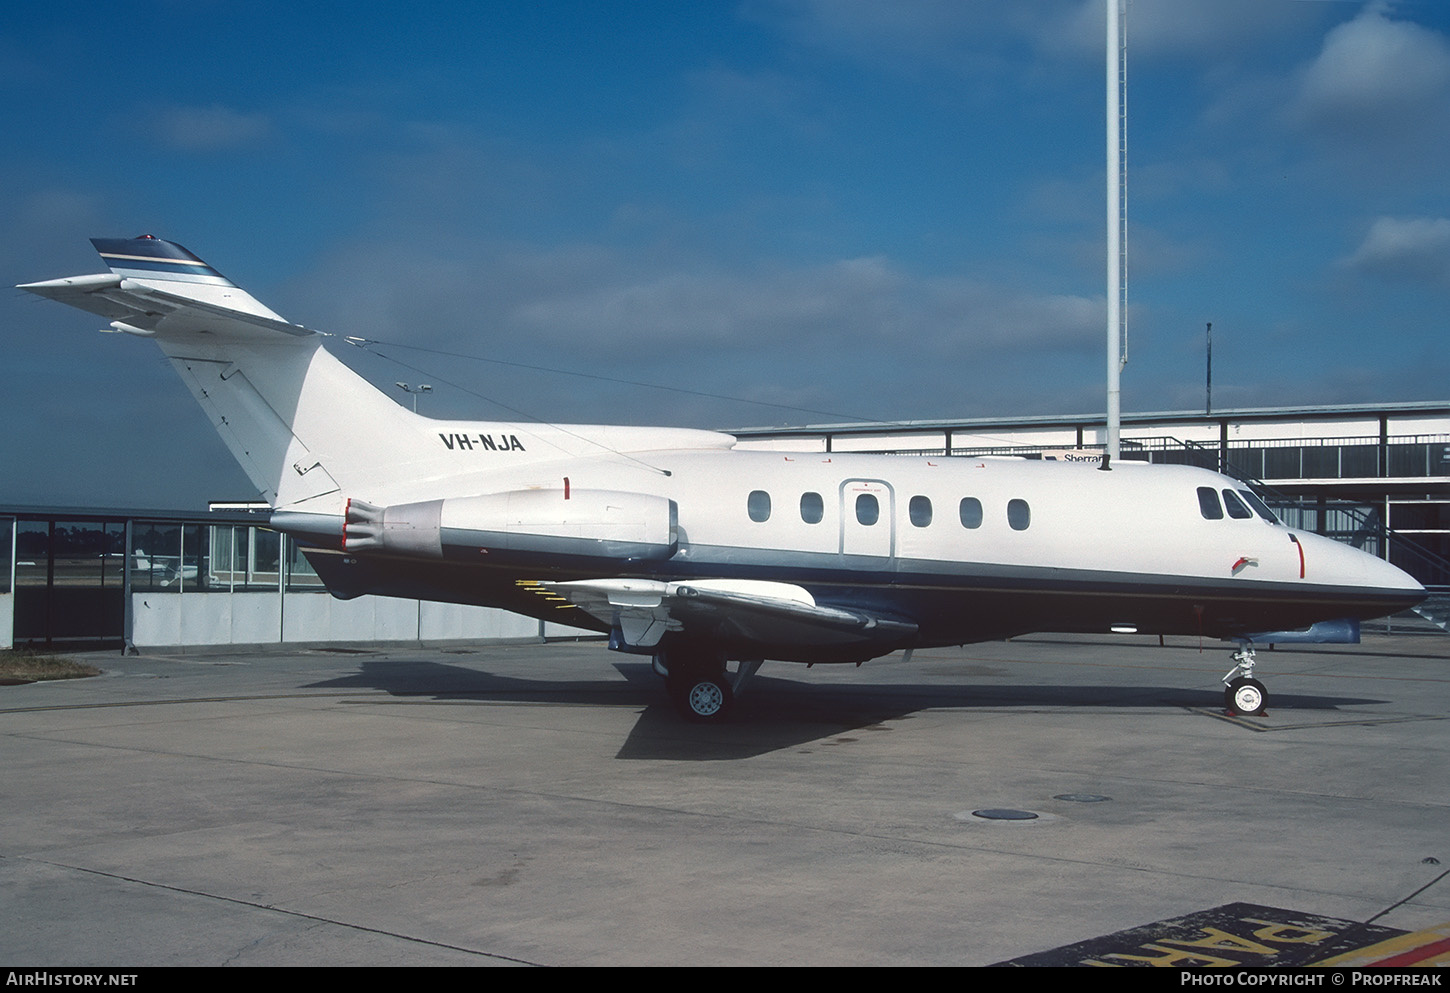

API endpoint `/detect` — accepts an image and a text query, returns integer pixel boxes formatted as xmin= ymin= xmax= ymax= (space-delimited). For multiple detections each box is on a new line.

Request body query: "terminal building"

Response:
xmin=3 ymin=400 xmax=1447 ymax=652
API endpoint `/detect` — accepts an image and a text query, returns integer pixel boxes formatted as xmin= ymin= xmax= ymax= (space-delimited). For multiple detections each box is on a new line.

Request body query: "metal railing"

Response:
xmin=893 ymin=433 xmax=1450 ymax=480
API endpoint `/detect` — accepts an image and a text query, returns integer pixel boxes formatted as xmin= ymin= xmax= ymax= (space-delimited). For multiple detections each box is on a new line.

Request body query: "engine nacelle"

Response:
xmin=341 ymin=488 xmax=677 ymax=562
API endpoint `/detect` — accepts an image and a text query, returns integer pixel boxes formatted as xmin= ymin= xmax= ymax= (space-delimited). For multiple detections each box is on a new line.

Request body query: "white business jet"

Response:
xmin=21 ymin=236 xmax=1426 ymax=721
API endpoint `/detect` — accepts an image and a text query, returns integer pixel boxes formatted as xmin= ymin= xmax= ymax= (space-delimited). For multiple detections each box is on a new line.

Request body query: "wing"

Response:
xmin=536 ymin=578 xmax=917 ymax=663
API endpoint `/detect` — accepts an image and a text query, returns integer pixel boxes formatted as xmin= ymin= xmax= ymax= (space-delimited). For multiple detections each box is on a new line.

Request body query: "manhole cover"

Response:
xmin=971 ymin=808 xmax=1039 ymax=821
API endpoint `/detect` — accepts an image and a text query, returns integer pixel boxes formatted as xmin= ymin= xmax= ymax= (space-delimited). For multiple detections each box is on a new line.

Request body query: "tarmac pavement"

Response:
xmin=1 ymin=630 xmax=1447 ymax=966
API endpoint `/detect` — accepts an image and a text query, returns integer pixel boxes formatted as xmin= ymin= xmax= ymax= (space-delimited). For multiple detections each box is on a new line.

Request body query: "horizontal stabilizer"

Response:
xmin=18 ymin=235 xmax=313 ymax=342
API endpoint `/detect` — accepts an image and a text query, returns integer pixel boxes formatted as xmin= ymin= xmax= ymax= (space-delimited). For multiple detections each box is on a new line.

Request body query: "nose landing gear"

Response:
xmin=1223 ymin=644 xmax=1268 ymax=716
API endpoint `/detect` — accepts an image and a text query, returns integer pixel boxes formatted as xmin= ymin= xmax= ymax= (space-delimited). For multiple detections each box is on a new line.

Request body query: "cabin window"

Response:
xmin=800 ymin=492 xmax=824 ymax=525
xmin=1197 ymin=486 xmax=1224 ymax=520
xmin=909 ymin=495 xmax=932 ymax=528
xmin=856 ymin=493 xmax=880 ymax=526
xmin=1221 ymin=489 xmax=1253 ymax=520
xmin=1007 ymin=498 xmax=1031 ymax=531
xmin=959 ymin=497 xmax=983 ymax=529
xmin=747 ymin=490 xmax=771 ymax=523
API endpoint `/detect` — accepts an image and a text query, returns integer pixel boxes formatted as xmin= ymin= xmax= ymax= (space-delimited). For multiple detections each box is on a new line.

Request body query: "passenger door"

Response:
xmin=839 ymin=479 xmax=895 ymax=561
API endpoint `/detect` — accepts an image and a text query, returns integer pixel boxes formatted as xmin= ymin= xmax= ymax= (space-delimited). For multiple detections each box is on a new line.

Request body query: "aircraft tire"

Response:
xmin=671 ymin=673 xmax=734 ymax=723
xmin=1225 ymin=677 xmax=1267 ymax=716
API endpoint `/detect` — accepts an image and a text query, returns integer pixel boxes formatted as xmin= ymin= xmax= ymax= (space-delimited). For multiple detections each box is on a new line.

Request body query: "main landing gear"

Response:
xmin=1223 ymin=643 xmax=1268 ymax=716
xmin=653 ymin=648 xmax=764 ymax=723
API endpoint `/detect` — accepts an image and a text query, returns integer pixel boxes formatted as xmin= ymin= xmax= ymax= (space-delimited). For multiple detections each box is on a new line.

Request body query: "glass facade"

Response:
xmin=117 ymin=521 xmax=325 ymax=593
xmin=1 ymin=511 xmax=328 ymax=647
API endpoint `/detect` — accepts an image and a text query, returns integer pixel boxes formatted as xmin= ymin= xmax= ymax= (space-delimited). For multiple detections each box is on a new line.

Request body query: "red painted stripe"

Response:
xmin=1369 ymin=934 xmax=1450 ymax=967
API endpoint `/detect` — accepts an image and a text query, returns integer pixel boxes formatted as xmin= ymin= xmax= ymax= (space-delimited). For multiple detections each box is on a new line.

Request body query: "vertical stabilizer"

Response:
xmin=19 ymin=236 xmax=420 ymax=510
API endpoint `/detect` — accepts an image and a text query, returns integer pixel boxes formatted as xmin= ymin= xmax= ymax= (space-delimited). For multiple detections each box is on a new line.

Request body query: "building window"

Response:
xmin=800 ymin=492 xmax=823 ymax=524
xmin=748 ymin=490 xmax=771 ymax=523
xmin=909 ymin=495 xmax=932 ymax=528
xmin=1008 ymin=498 xmax=1031 ymax=531
xmin=959 ymin=497 xmax=983 ymax=529
xmin=856 ymin=493 xmax=880 ymax=526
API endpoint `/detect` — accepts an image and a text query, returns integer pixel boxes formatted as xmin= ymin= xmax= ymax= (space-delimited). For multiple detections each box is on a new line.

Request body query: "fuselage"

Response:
xmin=286 ymin=435 xmax=1425 ymax=660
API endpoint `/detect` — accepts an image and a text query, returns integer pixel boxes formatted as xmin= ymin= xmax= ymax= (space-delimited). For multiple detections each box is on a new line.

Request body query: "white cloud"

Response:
xmin=149 ymin=103 xmax=273 ymax=152
xmin=744 ymin=0 xmax=1014 ymax=62
xmin=1041 ymin=0 xmax=1319 ymax=61
xmin=509 ymin=254 xmax=1100 ymax=361
xmin=285 ymin=232 xmax=1109 ymax=426
xmin=514 ymin=256 xmax=903 ymax=348
xmin=750 ymin=0 xmax=1323 ymax=68
xmin=1291 ymin=4 xmax=1450 ymax=141
xmin=1342 ymin=216 xmax=1450 ymax=287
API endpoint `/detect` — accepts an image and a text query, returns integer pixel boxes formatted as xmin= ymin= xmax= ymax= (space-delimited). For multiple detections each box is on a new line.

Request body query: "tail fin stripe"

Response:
xmin=91 ymin=235 xmax=233 ymax=284
xmin=99 ymin=255 xmax=224 ymax=277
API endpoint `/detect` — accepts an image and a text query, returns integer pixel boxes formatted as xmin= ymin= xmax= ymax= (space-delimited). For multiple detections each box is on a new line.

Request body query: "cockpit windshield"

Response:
xmin=1237 ymin=489 xmax=1280 ymax=524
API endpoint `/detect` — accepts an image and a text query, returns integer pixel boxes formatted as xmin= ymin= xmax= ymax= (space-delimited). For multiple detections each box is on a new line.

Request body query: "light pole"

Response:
xmin=1106 ymin=0 xmax=1127 ymax=462
xmin=395 ymin=382 xmax=432 ymax=412
xmin=1205 ymin=322 xmax=1212 ymax=415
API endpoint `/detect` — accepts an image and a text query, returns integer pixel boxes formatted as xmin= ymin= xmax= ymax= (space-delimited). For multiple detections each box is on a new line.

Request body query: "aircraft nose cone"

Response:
xmin=1305 ymin=530 xmax=1426 ymax=611
xmin=1362 ymin=545 xmax=1426 ymax=598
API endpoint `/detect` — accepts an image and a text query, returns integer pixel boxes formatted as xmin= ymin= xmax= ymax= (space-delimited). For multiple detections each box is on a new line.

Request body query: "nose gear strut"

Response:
xmin=1223 ymin=643 xmax=1268 ymax=716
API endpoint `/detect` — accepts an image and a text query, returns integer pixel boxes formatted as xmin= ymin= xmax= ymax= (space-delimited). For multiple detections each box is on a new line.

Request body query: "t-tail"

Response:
xmin=19 ymin=235 xmax=423 ymax=511
xmin=19 ymin=236 xmax=737 ymax=517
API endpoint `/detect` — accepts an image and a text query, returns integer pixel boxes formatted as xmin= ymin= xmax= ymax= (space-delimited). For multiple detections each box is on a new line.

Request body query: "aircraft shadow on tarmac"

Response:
xmin=302 ymin=657 xmax=1391 ymax=761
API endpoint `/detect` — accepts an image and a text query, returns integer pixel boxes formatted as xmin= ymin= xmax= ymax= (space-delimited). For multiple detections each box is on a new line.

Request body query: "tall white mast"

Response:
xmin=1106 ymin=0 xmax=1127 ymax=460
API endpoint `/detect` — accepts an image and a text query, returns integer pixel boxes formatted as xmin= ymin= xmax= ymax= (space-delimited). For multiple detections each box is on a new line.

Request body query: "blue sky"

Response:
xmin=3 ymin=1 xmax=1449 ymax=508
